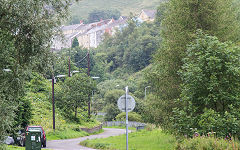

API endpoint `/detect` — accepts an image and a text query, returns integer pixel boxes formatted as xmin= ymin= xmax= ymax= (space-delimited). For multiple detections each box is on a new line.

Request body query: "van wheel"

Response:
xmin=43 ymin=140 xmax=46 ymax=147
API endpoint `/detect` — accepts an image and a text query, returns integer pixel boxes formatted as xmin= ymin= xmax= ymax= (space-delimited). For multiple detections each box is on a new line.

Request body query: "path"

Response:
xmin=45 ymin=128 xmax=127 ymax=150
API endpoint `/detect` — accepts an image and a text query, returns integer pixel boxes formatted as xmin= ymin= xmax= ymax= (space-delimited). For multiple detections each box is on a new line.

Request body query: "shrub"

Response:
xmin=176 ymin=136 xmax=239 ymax=150
xmin=173 ymin=31 xmax=240 ymax=138
xmin=116 ymin=112 xmax=143 ymax=122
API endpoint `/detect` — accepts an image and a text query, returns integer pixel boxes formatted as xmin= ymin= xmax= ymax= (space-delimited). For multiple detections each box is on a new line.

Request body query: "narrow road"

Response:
xmin=45 ymin=128 xmax=127 ymax=150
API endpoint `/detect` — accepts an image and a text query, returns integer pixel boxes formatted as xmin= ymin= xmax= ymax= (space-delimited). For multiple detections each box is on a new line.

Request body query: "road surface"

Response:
xmin=45 ymin=128 xmax=127 ymax=150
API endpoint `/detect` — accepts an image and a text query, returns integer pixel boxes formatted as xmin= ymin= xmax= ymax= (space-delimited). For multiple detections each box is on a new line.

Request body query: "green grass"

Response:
xmin=27 ymin=91 xmax=102 ymax=141
xmin=7 ymin=145 xmax=24 ymax=150
xmin=7 ymin=145 xmax=51 ymax=150
xmin=47 ymin=123 xmax=104 ymax=140
xmin=47 ymin=128 xmax=89 ymax=140
xmin=70 ymin=0 xmax=165 ymax=20
xmin=80 ymin=129 xmax=176 ymax=150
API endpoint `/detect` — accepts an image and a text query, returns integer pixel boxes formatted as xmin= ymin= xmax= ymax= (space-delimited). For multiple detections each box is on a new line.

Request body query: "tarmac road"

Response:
xmin=45 ymin=128 xmax=127 ymax=150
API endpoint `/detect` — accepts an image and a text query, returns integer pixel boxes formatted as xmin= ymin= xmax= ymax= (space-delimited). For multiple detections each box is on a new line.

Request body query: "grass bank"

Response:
xmin=47 ymin=123 xmax=103 ymax=140
xmin=47 ymin=128 xmax=104 ymax=140
xmin=80 ymin=129 xmax=176 ymax=150
xmin=7 ymin=145 xmax=51 ymax=150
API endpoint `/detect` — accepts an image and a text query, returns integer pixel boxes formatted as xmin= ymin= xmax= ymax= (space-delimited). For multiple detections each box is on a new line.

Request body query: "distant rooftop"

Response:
xmin=61 ymin=24 xmax=83 ymax=31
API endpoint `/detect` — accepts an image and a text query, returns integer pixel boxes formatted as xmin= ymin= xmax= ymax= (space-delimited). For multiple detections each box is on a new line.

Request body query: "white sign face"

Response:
xmin=117 ymin=95 xmax=135 ymax=112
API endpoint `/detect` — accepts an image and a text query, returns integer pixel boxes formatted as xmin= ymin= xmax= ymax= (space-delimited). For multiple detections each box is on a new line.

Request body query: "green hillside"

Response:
xmin=70 ymin=0 xmax=164 ymax=20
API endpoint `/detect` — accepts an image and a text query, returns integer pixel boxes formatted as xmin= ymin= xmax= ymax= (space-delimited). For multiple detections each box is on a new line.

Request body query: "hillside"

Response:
xmin=70 ymin=0 xmax=165 ymax=20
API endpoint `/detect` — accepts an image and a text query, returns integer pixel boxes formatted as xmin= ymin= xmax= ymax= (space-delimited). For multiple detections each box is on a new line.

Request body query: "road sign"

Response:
xmin=117 ymin=94 xmax=135 ymax=112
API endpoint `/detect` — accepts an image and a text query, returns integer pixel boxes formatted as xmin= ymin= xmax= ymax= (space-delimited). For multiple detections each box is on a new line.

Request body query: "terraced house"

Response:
xmin=52 ymin=17 xmax=127 ymax=50
xmin=52 ymin=10 xmax=156 ymax=50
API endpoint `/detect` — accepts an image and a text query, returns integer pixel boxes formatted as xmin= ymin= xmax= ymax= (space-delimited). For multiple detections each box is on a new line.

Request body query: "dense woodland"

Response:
xmin=1 ymin=0 xmax=240 ymax=149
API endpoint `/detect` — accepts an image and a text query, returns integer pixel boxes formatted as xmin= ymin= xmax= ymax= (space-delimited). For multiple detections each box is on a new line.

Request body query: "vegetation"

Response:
xmin=72 ymin=37 xmax=79 ymax=48
xmin=80 ymin=129 xmax=176 ymax=150
xmin=87 ymin=10 xmax=121 ymax=23
xmin=0 ymin=0 xmax=75 ymax=148
xmin=7 ymin=145 xmax=51 ymax=150
xmin=176 ymin=135 xmax=239 ymax=150
xmin=96 ymin=18 xmax=160 ymax=75
xmin=146 ymin=0 xmax=240 ymax=129
xmin=172 ymin=31 xmax=240 ymax=138
xmin=116 ymin=112 xmax=143 ymax=122
xmin=47 ymin=128 xmax=89 ymax=140
xmin=69 ymin=0 xmax=164 ymax=23
xmin=3 ymin=0 xmax=240 ymax=149
xmin=55 ymin=73 xmax=95 ymax=119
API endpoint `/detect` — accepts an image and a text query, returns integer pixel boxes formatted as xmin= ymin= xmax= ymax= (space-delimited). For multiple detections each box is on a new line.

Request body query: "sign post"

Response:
xmin=125 ymin=86 xmax=128 ymax=150
xmin=117 ymin=87 xmax=135 ymax=150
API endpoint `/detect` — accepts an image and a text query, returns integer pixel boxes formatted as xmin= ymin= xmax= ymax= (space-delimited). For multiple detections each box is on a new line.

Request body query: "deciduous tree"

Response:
xmin=146 ymin=0 xmax=240 ymax=128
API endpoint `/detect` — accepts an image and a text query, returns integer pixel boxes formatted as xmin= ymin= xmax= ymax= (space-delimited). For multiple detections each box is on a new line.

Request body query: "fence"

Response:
xmin=103 ymin=121 xmax=145 ymax=128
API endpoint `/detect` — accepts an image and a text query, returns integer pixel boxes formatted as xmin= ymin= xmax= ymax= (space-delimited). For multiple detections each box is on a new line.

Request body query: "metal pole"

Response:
xmin=125 ymin=86 xmax=128 ymax=150
xmin=145 ymin=87 xmax=147 ymax=100
xmin=52 ymin=75 xmax=55 ymax=131
xmin=145 ymin=86 xmax=151 ymax=100
xmin=52 ymin=49 xmax=55 ymax=131
xmin=87 ymin=51 xmax=91 ymax=118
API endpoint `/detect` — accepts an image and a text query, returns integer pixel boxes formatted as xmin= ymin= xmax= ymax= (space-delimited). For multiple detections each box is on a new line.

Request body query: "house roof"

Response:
xmin=142 ymin=9 xmax=157 ymax=19
xmin=61 ymin=24 xmax=83 ymax=31
xmin=119 ymin=16 xmax=128 ymax=20
xmin=106 ymin=18 xmax=128 ymax=29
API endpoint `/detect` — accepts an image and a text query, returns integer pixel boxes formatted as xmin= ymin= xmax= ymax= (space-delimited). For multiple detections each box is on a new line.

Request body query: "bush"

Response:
xmin=116 ymin=112 xmax=143 ymax=122
xmin=176 ymin=136 xmax=239 ymax=150
xmin=172 ymin=31 xmax=240 ymax=138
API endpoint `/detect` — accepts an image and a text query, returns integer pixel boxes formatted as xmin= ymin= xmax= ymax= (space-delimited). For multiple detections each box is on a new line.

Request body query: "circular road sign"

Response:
xmin=117 ymin=95 xmax=135 ymax=112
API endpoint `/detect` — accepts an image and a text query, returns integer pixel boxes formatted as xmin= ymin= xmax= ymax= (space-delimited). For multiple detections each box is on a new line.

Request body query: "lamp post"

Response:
xmin=51 ymin=73 xmax=55 ymax=131
xmin=88 ymin=76 xmax=100 ymax=118
xmin=145 ymin=86 xmax=151 ymax=100
xmin=3 ymin=69 xmax=11 ymax=72
xmin=51 ymin=74 xmax=66 ymax=131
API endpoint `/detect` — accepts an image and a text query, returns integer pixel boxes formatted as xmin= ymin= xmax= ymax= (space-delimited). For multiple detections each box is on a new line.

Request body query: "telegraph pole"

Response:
xmin=87 ymin=51 xmax=91 ymax=118
xmin=68 ymin=49 xmax=71 ymax=77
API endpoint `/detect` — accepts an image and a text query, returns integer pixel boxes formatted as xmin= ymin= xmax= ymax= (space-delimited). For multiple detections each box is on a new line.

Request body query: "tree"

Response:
xmin=57 ymin=73 xmax=94 ymax=120
xmin=146 ymin=0 xmax=240 ymax=128
xmin=104 ymin=89 xmax=124 ymax=121
xmin=72 ymin=37 xmax=79 ymax=48
xmin=87 ymin=9 xmax=121 ymax=23
xmin=0 ymin=0 xmax=74 ymax=145
xmin=96 ymin=16 xmax=160 ymax=75
xmin=173 ymin=31 xmax=240 ymax=137
xmin=73 ymin=47 xmax=95 ymax=73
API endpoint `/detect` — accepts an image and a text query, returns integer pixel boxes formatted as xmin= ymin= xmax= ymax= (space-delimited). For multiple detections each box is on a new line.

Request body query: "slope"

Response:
xmin=70 ymin=0 xmax=165 ymax=20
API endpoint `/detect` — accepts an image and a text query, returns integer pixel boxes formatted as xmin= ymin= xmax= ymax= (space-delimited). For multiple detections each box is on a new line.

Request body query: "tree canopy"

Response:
xmin=173 ymin=31 xmax=240 ymax=138
xmin=0 ymin=0 xmax=74 ymax=144
xmin=146 ymin=0 xmax=240 ymax=128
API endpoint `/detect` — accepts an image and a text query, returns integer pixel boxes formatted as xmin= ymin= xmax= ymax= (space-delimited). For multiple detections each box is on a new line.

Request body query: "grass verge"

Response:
xmin=47 ymin=125 xmax=104 ymax=140
xmin=47 ymin=128 xmax=89 ymax=140
xmin=7 ymin=145 xmax=51 ymax=150
xmin=80 ymin=129 xmax=176 ymax=150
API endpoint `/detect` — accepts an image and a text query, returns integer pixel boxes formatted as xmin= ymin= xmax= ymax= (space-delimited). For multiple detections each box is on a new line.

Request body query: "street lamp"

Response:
xmin=88 ymin=76 xmax=100 ymax=118
xmin=51 ymin=74 xmax=66 ymax=131
xmin=145 ymin=86 xmax=151 ymax=100
xmin=91 ymin=76 xmax=100 ymax=79
xmin=3 ymin=69 xmax=11 ymax=72
xmin=70 ymin=70 xmax=80 ymax=77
